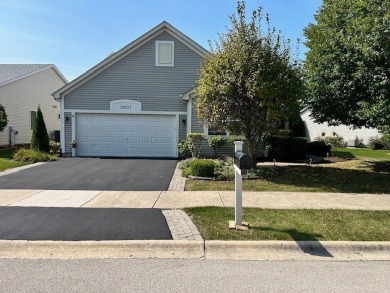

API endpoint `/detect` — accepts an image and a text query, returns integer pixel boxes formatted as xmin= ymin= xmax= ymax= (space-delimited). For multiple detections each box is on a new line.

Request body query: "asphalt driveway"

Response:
xmin=0 ymin=206 xmax=172 ymax=240
xmin=0 ymin=158 xmax=177 ymax=191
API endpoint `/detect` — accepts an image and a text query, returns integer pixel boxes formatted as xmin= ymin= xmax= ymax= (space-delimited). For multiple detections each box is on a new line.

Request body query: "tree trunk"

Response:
xmin=246 ymin=139 xmax=257 ymax=168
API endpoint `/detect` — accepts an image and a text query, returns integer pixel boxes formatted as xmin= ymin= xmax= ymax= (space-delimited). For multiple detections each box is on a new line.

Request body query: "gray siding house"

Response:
xmin=53 ymin=22 xmax=236 ymax=158
xmin=0 ymin=64 xmax=67 ymax=147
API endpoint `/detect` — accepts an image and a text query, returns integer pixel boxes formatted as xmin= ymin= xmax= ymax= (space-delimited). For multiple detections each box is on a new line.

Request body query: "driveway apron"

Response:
xmin=0 ymin=158 xmax=177 ymax=191
xmin=0 ymin=207 xmax=172 ymax=240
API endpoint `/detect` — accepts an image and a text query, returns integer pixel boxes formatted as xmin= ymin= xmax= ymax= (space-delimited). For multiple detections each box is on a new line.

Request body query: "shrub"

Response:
xmin=0 ymin=104 xmax=7 ymax=132
xmin=13 ymin=148 xmax=58 ymax=162
xmin=368 ymin=136 xmax=384 ymax=150
xmin=178 ymin=139 xmax=193 ymax=158
xmin=31 ymin=106 xmax=50 ymax=153
xmin=307 ymin=141 xmax=331 ymax=157
xmin=322 ymin=135 xmax=347 ymax=148
xmin=380 ymin=134 xmax=390 ymax=150
xmin=289 ymin=116 xmax=306 ymax=137
xmin=49 ymin=141 xmax=61 ymax=154
xmin=186 ymin=133 xmax=205 ymax=158
xmin=268 ymin=136 xmax=307 ymax=161
xmin=208 ymin=135 xmax=227 ymax=158
xmin=190 ymin=159 xmax=215 ymax=177
xmin=178 ymin=158 xmax=193 ymax=170
xmin=227 ymin=136 xmax=246 ymax=143
xmin=214 ymin=156 xmax=234 ymax=180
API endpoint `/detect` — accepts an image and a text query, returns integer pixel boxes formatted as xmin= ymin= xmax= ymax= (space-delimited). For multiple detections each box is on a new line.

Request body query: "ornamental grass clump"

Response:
xmin=13 ymin=148 xmax=57 ymax=163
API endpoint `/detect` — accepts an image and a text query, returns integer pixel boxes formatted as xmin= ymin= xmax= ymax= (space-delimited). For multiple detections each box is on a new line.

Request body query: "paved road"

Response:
xmin=0 ymin=207 xmax=172 ymax=240
xmin=0 ymin=158 xmax=177 ymax=191
xmin=0 ymin=259 xmax=388 ymax=292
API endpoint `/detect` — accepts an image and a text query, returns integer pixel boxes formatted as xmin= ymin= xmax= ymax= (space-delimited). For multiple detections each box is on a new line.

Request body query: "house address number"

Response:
xmin=110 ymin=99 xmax=142 ymax=113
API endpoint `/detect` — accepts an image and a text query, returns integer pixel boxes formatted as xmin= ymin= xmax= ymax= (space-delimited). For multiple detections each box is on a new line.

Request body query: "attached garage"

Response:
xmin=76 ymin=113 xmax=177 ymax=157
xmin=53 ymin=22 xmax=209 ymax=158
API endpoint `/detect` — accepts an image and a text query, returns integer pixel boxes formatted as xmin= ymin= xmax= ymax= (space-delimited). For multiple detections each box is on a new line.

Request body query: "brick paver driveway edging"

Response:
xmin=162 ymin=209 xmax=203 ymax=241
xmin=167 ymin=163 xmax=186 ymax=191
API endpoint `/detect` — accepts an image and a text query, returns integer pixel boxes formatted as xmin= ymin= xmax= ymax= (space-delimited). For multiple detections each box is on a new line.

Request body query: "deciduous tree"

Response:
xmin=197 ymin=1 xmax=303 ymax=161
xmin=304 ymin=0 xmax=390 ymax=134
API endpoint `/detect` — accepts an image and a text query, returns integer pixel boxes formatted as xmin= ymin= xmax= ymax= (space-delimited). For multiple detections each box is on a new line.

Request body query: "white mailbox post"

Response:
xmin=230 ymin=141 xmax=251 ymax=230
xmin=234 ymin=141 xmax=244 ymax=226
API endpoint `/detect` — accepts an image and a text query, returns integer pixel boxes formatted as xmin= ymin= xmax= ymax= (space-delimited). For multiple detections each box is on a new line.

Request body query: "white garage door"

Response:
xmin=76 ymin=113 xmax=177 ymax=157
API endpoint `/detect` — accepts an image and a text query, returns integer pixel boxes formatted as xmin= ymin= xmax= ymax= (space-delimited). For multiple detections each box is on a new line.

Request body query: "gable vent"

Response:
xmin=156 ymin=41 xmax=174 ymax=67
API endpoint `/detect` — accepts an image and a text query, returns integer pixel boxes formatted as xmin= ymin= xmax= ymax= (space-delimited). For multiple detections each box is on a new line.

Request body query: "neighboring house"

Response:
xmin=301 ymin=108 xmax=380 ymax=146
xmin=0 ymin=64 xmax=67 ymax=147
xmin=53 ymin=21 xmax=237 ymax=158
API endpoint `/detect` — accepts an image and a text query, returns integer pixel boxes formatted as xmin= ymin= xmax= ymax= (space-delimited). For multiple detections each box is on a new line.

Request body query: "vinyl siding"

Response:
xmin=301 ymin=109 xmax=380 ymax=145
xmin=64 ymin=112 xmax=72 ymax=155
xmin=190 ymin=97 xmax=253 ymax=158
xmin=179 ymin=114 xmax=187 ymax=140
xmin=64 ymin=31 xmax=202 ymax=112
xmin=0 ymin=68 xmax=64 ymax=146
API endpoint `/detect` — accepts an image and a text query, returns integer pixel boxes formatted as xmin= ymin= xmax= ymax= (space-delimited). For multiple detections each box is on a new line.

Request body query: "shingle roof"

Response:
xmin=0 ymin=64 xmax=52 ymax=85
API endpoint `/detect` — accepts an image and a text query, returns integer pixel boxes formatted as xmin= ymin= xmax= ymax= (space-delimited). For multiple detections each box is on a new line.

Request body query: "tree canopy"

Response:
xmin=0 ymin=104 xmax=7 ymax=132
xmin=197 ymin=1 xmax=304 ymax=161
xmin=304 ymin=0 xmax=390 ymax=134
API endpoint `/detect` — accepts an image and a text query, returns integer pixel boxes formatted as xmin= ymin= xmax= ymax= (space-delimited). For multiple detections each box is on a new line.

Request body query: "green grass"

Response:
xmin=184 ymin=207 xmax=390 ymax=241
xmin=0 ymin=147 xmax=29 ymax=171
xmin=333 ymin=147 xmax=390 ymax=160
xmin=185 ymin=159 xmax=390 ymax=194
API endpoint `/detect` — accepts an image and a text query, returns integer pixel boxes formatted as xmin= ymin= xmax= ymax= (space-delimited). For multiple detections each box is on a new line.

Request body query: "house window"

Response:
xmin=30 ymin=111 xmax=36 ymax=130
xmin=205 ymin=121 xmax=243 ymax=138
xmin=155 ymin=41 xmax=174 ymax=67
xmin=207 ymin=125 xmax=227 ymax=136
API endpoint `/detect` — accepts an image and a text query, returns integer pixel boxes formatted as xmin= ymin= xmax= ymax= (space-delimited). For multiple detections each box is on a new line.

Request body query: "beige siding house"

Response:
xmin=301 ymin=108 xmax=380 ymax=146
xmin=0 ymin=64 xmax=67 ymax=147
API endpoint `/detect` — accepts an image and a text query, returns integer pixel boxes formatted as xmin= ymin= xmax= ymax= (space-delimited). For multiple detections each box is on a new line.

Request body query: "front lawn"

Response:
xmin=184 ymin=207 xmax=390 ymax=241
xmin=185 ymin=159 xmax=390 ymax=193
xmin=333 ymin=147 xmax=390 ymax=160
xmin=185 ymin=160 xmax=390 ymax=193
xmin=0 ymin=148 xmax=29 ymax=172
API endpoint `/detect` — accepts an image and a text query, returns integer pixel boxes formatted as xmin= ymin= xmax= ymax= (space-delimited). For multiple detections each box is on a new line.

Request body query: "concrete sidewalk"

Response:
xmin=1 ymin=189 xmax=390 ymax=261
xmin=0 ymin=189 xmax=389 ymax=210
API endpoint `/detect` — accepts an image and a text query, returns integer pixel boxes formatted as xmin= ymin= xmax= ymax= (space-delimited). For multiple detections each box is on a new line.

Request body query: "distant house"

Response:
xmin=300 ymin=108 xmax=380 ymax=146
xmin=53 ymin=21 xmax=238 ymax=158
xmin=0 ymin=64 xmax=67 ymax=147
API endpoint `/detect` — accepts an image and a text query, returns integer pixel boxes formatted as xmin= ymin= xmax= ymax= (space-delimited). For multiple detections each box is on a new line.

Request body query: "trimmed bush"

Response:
xmin=268 ymin=136 xmax=307 ymax=161
xmin=13 ymin=148 xmax=58 ymax=162
xmin=208 ymin=135 xmax=227 ymax=158
xmin=307 ymin=141 xmax=331 ymax=157
xmin=31 ymin=106 xmax=50 ymax=153
xmin=190 ymin=159 xmax=215 ymax=177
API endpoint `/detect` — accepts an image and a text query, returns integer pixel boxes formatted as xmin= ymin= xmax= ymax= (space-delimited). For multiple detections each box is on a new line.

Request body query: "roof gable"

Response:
xmin=53 ymin=21 xmax=209 ymax=100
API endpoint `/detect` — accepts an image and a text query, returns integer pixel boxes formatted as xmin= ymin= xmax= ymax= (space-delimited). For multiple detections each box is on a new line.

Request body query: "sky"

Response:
xmin=0 ymin=0 xmax=322 ymax=81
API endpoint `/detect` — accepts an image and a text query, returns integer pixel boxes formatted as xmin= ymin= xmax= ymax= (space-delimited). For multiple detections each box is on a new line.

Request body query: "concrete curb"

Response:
xmin=1 ymin=240 xmax=389 ymax=261
xmin=205 ymin=241 xmax=390 ymax=261
xmin=0 ymin=240 xmax=204 ymax=260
